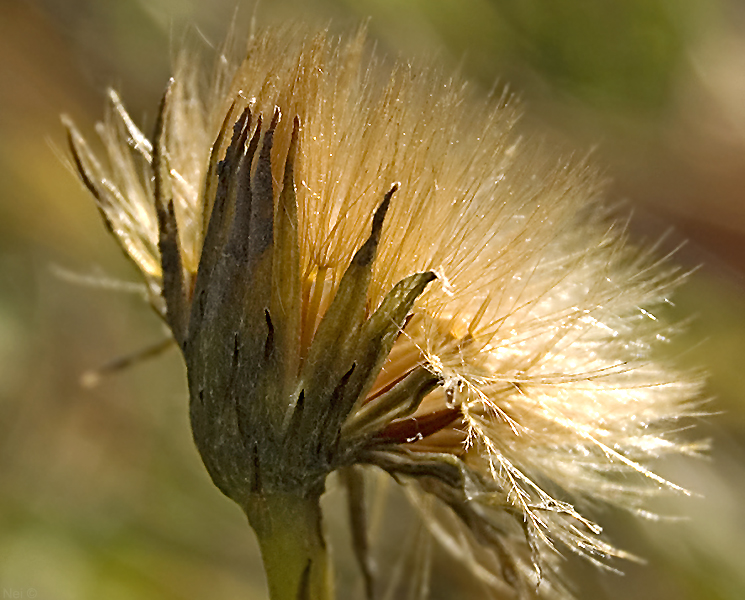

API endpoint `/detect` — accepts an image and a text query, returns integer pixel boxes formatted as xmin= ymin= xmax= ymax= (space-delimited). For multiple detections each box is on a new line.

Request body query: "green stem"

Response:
xmin=245 ymin=492 xmax=332 ymax=600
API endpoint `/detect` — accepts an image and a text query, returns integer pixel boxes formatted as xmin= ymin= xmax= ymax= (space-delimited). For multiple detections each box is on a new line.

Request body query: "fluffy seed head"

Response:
xmin=66 ymin=25 xmax=703 ymax=598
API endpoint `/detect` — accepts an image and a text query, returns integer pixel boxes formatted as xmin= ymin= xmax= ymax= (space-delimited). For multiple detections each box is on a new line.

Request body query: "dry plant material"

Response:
xmin=66 ymin=26 xmax=703 ymax=600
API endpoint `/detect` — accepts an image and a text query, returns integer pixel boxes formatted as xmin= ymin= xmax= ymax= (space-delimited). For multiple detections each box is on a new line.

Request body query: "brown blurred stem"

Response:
xmin=341 ymin=467 xmax=377 ymax=600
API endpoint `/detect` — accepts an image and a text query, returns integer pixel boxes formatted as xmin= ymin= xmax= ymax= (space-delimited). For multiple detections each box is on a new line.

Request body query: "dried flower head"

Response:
xmin=65 ymin=25 xmax=702 ymax=600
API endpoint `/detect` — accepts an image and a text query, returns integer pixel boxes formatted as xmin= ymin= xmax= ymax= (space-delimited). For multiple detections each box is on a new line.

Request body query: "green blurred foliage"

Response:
xmin=1 ymin=0 xmax=744 ymax=598
xmin=339 ymin=0 xmax=712 ymax=114
xmin=496 ymin=0 xmax=694 ymax=112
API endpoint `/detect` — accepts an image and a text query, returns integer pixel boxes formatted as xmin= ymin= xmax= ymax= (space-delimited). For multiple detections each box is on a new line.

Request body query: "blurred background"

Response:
xmin=1 ymin=0 xmax=744 ymax=598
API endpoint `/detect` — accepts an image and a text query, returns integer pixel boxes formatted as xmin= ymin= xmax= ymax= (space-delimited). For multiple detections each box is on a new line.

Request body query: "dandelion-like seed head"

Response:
xmin=66 ymin=25 xmax=703 ymax=599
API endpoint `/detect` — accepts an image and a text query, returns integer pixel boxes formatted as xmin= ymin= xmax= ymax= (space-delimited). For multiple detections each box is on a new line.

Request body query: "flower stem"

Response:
xmin=245 ymin=492 xmax=332 ymax=600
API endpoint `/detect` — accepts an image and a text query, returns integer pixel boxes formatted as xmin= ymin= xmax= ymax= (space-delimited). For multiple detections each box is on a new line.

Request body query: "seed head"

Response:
xmin=66 ymin=26 xmax=703 ymax=598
